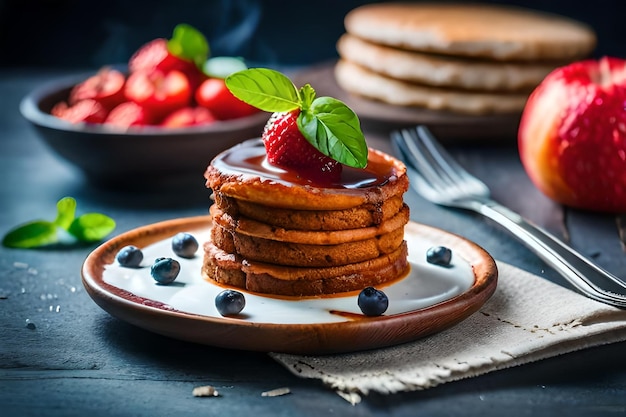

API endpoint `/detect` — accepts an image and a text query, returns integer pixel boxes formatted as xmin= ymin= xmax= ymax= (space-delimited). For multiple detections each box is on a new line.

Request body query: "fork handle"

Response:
xmin=472 ymin=198 xmax=626 ymax=307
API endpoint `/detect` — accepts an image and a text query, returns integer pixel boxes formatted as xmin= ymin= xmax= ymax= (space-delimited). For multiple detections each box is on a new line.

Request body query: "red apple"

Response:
xmin=518 ymin=56 xmax=626 ymax=213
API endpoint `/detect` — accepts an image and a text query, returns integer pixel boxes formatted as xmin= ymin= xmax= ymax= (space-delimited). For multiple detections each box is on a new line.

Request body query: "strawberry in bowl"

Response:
xmin=19 ymin=24 xmax=268 ymax=188
xmin=262 ymin=109 xmax=344 ymax=183
xmin=195 ymin=78 xmax=258 ymax=120
xmin=518 ymin=56 xmax=626 ymax=213
xmin=46 ymin=24 xmax=261 ymax=129
xmin=66 ymin=67 xmax=126 ymax=111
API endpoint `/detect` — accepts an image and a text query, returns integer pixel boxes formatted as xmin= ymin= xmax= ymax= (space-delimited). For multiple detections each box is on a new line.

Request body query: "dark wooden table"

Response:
xmin=2 ymin=68 xmax=626 ymax=417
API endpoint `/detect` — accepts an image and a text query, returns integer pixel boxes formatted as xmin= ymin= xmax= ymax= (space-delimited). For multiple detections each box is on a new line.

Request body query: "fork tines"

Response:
xmin=391 ymin=125 xmax=491 ymax=203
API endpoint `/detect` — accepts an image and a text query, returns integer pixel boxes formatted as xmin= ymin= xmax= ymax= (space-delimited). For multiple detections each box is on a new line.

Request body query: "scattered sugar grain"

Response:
xmin=192 ymin=385 xmax=220 ymax=397
xmin=261 ymin=387 xmax=291 ymax=397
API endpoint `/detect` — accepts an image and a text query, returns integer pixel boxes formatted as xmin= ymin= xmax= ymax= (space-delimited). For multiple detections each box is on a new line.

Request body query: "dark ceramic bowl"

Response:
xmin=20 ymin=72 xmax=268 ymax=189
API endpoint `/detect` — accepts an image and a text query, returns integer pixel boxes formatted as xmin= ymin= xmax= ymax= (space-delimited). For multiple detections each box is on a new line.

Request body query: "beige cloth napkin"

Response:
xmin=270 ymin=262 xmax=626 ymax=404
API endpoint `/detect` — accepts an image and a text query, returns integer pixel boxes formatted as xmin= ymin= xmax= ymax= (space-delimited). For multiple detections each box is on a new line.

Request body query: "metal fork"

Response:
xmin=392 ymin=125 xmax=626 ymax=308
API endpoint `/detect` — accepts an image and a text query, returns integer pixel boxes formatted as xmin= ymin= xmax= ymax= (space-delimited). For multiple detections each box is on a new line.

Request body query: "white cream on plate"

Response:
xmin=103 ymin=225 xmax=474 ymax=325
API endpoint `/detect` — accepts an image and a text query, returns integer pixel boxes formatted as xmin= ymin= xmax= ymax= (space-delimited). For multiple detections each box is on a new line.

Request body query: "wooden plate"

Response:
xmin=292 ymin=62 xmax=521 ymax=142
xmin=82 ymin=216 xmax=497 ymax=354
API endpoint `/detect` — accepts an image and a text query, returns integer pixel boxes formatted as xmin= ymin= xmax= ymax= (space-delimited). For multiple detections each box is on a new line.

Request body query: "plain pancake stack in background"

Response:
xmin=335 ymin=2 xmax=597 ymax=115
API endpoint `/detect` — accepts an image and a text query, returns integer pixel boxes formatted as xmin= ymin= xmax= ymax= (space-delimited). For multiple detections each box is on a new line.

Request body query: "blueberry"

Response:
xmin=116 ymin=245 xmax=143 ymax=268
xmin=357 ymin=287 xmax=389 ymax=316
xmin=171 ymin=232 xmax=199 ymax=259
xmin=215 ymin=289 xmax=246 ymax=316
xmin=150 ymin=257 xmax=180 ymax=284
xmin=426 ymin=246 xmax=453 ymax=266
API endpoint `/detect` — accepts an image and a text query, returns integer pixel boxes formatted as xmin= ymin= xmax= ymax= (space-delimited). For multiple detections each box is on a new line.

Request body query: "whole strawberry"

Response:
xmin=226 ymin=68 xmax=368 ymax=183
xmin=128 ymin=24 xmax=209 ymax=91
xmin=195 ymin=77 xmax=259 ymax=120
xmin=263 ymin=110 xmax=342 ymax=182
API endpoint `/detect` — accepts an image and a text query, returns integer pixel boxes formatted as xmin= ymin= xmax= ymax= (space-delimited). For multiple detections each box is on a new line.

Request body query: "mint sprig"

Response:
xmin=167 ymin=23 xmax=210 ymax=70
xmin=225 ymin=68 xmax=368 ymax=168
xmin=2 ymin=197 xmax=116 ymax=249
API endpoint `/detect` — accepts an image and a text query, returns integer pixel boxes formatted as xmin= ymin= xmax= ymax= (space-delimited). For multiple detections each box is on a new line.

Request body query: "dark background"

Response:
xmin=1 ymin=0 xmax=625 ymax=70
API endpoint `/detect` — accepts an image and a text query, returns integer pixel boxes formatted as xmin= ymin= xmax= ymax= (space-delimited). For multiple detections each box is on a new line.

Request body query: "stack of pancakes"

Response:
xmin=335 ymin=3 xmax=597 ymax=115
xmin=203 ymin=140 xmax=411 ymax=297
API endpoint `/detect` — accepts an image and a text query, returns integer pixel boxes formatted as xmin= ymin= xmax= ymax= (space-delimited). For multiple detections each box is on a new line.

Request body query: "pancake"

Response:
xmin=205 ymin=140 xmax=409 ymax=211
xmin=337 ymin=33 xmax=561 ymax=92
xmin=344 ymin=2 xmax=596 ymax=61
xmin=214 ymin=193 xmax=405 ymax=231
xmin=202 ymin=240 xmax=409 ymax=297
xmin=210 ymin=203 xmax=409 ymax=245
xmin=334 ymin=59 xmax=528 ymax=115
xmin=210 ymin=221 xmax=406 ymax=267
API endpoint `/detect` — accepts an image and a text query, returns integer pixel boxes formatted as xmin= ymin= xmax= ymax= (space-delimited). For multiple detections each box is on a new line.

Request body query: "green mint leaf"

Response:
xmin=167 ymin=23 xmax=210 ymax=69
xmin=225 ymin=68 xmax=300 ymax=112
xmin=298 ymin=97 xmax=368 ymax=168
xmin=3 ymin=197 xmax=116 ymax=249
xmin=2 ymin=220 xmax=59 ymax=248
xmin=68 ymin=213 xmax=116 ymax=243
xmin=54 ymin=196 xmax=76 ymax=230
xmin=203 ymin=56 xmax=248 ymax=79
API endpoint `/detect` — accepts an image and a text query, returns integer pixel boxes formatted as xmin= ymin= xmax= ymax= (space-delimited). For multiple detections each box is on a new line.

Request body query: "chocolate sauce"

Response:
xmin=214 ymin=139 xmax=395 ymax=189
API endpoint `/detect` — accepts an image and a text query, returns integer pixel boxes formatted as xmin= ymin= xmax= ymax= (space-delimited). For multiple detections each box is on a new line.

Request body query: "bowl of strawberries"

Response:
xmin=20 ymin=24 xmax=268 ymax=189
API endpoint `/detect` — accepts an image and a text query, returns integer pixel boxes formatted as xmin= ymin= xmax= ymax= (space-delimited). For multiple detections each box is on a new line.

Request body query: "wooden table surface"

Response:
xmin=2 ymin=68 xmax=625 ymax=417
